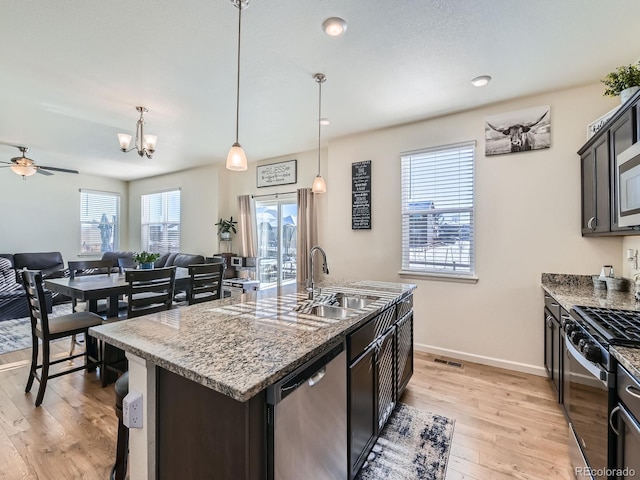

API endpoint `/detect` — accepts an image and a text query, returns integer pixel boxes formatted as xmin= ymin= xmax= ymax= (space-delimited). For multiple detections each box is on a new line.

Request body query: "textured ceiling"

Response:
xmin=1 ymin=0 xmax=640 ymax=181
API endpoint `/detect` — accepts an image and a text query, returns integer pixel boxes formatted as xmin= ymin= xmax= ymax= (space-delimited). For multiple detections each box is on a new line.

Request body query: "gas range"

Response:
xmin=571 ymin=306 xmax=640 ymax=349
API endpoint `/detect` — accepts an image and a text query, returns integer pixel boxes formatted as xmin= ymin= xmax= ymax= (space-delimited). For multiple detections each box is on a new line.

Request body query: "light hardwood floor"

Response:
xmin=0 ymin=346 xmax=572 ymax=479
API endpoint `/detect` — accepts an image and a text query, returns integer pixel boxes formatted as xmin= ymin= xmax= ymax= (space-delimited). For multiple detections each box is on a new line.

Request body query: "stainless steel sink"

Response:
xmin=330 ymin=293 xmax=378 ymax=310
xmin=308 ymin=304 xmax=351 ymax=319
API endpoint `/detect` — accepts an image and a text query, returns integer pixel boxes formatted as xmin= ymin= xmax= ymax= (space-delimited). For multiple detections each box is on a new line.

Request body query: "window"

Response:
xmin=141 ymin=189 xmax=181 ymax=253
xmin=80 ymin=190 xmax=120 ymax=254
xmin=401 ymin=141 xmax=475 ymax=277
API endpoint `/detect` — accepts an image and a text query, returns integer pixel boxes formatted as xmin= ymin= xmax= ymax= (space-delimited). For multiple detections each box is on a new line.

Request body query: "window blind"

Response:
xmin=401 ymin=141 xmax=475 ymax=276
xmin=80 ymin=190 xmax=120 ymax=254
xmin=141 ymin=189 xmax=181 ymax=253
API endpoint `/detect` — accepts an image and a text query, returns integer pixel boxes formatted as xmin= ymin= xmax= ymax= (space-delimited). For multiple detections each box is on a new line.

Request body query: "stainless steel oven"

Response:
xmin=564 ymin=330 xmax=612 ymax=479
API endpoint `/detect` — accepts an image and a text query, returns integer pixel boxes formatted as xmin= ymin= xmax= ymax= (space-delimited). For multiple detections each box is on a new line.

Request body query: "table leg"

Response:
xmin=107 ymin=294 xmax=120 ymax=318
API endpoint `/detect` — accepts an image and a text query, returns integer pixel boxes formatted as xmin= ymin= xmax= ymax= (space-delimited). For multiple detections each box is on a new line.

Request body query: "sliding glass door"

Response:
xmin=255 ymin=195 xmax=297 ymax=289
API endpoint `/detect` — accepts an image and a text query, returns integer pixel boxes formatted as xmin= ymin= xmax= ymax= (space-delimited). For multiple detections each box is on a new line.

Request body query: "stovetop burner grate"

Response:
xmin=573 ymin=305 xmax=640 ymax=345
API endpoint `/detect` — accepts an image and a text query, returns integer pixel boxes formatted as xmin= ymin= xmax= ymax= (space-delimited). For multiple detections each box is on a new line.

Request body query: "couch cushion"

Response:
xmin=154 ymin=253 xmax=172 ymax=268
xmin=14 ymin=252 xmax=64 ymax=273
xmin=0 ymin=258 xmax=19 ymax=291
xmin=0 ymin=254 xmax=14 ymax=268
xmin=101 ymin=251 xmax=135 ymax=268
xmin=171 ymin=254 xmax=205 ymax=268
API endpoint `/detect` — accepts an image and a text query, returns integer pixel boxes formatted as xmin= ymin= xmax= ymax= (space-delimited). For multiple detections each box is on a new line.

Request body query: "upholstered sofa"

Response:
xmin=0 ymin=256 xmax=53 ymax=321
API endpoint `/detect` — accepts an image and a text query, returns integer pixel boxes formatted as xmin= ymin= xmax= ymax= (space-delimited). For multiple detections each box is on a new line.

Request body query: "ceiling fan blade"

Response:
xmin=37 ymin=165 xmax=79 ymax=174
xmin=36 ymin=168 xmax=54 ymax=176
xmin=0 ymin=160 xmax=12 ymax=165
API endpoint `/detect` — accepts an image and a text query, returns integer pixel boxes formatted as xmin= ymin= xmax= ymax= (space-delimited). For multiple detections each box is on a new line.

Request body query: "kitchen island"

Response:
xmin=89 ymin=279 xmax=415 ymax=480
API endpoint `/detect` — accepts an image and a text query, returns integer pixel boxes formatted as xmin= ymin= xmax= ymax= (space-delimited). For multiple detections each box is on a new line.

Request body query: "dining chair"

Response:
xmin=187 ymin=263 xmax=224 ymax=305
xmin=67 ymin=259 xmax=117 ymax=355
xmin=21 ymin=269 xmax=103 ymax=407
xmin=101 ymin=266 xmax=177 ymax=387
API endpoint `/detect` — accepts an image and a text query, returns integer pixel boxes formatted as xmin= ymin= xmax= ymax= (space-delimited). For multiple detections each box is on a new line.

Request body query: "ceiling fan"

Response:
xmin=0 ymin=143 xmax=79 ymax=179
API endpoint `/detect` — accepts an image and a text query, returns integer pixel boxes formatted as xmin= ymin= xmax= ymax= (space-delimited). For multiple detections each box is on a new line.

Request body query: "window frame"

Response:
xmin=399 ymin=141 xmax=477 ymax=282
xmin=140 ymin=188 xmax=182 ymax=254
xmin=79 ymin=189 xmax=121 ymax=256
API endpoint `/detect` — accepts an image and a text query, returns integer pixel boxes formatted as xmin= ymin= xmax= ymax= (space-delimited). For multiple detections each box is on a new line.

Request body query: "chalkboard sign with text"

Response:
xmin=352 ymin=160 xmax=371 ymax=230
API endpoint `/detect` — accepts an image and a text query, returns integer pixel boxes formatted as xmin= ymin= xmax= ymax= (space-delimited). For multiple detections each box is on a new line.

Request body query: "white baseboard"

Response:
xmin=414 ymin=342 xmax=547 ymax=377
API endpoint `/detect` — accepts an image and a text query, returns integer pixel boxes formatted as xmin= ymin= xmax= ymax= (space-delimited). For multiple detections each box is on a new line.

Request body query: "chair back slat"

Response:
xmin=125 ymin=267 xmax=176 ymax=319
xmin=21 ymin=270 xmax=50 ymax=336
xmin=187 ymin=263 xmax=224 ymax=305
xmin=68 ymin=259 xmax=113 ymax=280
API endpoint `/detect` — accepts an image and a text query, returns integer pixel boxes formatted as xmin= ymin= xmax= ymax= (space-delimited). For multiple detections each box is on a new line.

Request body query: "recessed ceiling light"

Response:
xmin=322 ymin=17 xmax=347 ymax=37
xmin=319 ymin=118 xmax=330 ymax=125
xmin=471 ymin=75 xmax=492 ymax=87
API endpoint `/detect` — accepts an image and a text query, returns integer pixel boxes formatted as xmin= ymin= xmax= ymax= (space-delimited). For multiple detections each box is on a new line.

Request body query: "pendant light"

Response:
xmin=312 ymin=73 xmax=327 ymax=193
xmin=226 ymin=0 xmax=249 ymax=171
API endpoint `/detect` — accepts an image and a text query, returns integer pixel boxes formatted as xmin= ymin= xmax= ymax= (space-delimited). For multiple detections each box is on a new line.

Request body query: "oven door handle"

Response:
xmin=565 ymin=339 xmax=608 ymax=386
xmin=610 ymin=405 xmax=621 ymax=436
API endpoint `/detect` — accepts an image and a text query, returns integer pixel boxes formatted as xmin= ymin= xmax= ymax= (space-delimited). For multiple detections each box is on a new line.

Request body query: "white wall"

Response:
xmin=320 ymin=83 xmax=623 ymax=374
xmin=0 ymin=172 xmax=128 ymax=263
xmin=127 ymin=164 xmax=220 ymax=256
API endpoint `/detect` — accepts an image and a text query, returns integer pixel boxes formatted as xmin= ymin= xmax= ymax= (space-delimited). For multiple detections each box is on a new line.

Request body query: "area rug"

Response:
xmin=356 ymin=403 xmax=455 ymax=480
xmin=0 ymin=304 xmax=72 ymax=355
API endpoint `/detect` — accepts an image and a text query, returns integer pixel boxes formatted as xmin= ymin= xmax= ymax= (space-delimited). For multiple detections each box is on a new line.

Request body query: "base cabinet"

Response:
xmin=612 ymin=364 xmax=640 ymax=479
xmin=347 ymin=294 xmax=414 ymax=480
xmin=348 ymin=346 xmax=377 ymax=478
xmin=396 ymin=312 xmax=413 ymax=397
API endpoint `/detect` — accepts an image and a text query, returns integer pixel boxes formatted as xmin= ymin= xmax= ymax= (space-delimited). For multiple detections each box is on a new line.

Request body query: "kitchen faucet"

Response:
xmin=308 ymin=246 xmax=329 ymax=300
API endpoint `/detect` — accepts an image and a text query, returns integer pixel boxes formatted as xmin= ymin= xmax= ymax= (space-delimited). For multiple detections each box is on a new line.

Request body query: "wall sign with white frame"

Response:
xmin=352 ymin=160 xmax=371 ymax=230
xmin=256 ymin=159 xmax=297 ymax=188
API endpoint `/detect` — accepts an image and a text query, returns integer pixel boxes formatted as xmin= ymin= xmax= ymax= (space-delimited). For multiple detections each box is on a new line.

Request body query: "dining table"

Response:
xmin=44 ymin=267 xmax=191 ymax=318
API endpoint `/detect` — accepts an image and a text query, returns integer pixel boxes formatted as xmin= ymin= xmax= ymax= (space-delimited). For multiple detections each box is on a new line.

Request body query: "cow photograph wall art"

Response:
xmin=484 ymin=105 xmax=551 ymax=156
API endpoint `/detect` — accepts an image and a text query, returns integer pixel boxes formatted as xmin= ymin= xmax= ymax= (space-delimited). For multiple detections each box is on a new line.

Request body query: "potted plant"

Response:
xmin=215 ymin=216 xmax=237 ymax=241
xmin=602 ymin=63 xmax=640 ymax=103
xmin=132 ymin=251 xmax=160 ymax=269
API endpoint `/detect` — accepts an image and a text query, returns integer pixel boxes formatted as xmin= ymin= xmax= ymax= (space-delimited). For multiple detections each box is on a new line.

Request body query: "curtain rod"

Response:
xmin=251 ymin=190 xmax=297 ymax=199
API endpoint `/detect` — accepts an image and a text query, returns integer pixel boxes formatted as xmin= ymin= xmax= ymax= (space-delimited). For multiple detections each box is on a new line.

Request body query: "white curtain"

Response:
xmin=296 ymin=188 xmax=317 ymax=283
xmin=237 ymin=194 xmax=257 ymax=257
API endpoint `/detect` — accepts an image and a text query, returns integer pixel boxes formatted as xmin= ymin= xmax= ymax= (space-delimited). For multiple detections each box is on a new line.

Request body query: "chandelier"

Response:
xmin=117 ymin=106 xmax=157 ymax=159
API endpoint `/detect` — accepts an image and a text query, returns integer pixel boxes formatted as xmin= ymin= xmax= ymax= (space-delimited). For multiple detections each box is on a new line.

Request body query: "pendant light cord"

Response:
xmin=235 ymin=2 xmax=243 ymax=144
xmin=317 ymin=78 xmax=322 ymax=174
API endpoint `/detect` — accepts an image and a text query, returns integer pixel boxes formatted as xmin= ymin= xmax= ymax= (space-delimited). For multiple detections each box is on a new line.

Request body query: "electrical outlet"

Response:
xmin=123 ymin=390 xmax=143 ymax=429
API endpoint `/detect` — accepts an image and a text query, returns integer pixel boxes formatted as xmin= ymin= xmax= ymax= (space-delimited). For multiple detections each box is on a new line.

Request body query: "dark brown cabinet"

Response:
xmin=347 ymin=293 xmax=414 ymax=480
xmin=579 ymin=92 xmax=639 ymax=236
xmin=396 ymin=312 xmax=413 ymax=398
xmin=543 ymin=293 xmax=563 ymax=404
xmin=581 ymin=134 xmax=610 ymax=234
xmin=348 ymin=344 xmax=377 ymax=479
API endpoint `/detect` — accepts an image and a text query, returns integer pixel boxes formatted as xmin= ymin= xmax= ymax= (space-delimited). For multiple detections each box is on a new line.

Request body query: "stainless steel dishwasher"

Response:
xmin=266 ymin=340 xmax=347 ymax=480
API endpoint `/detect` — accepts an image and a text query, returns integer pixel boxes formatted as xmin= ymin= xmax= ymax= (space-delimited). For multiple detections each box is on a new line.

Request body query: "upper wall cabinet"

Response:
xmin=578 ymin=90 xmax=640 ymax=236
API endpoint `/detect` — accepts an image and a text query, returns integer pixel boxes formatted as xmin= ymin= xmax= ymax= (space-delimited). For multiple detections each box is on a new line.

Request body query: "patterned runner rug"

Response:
xmin=356 ymin=402 xmax=455 ymax=480
xmin=0 ymin=304 xmax=72 ymax=355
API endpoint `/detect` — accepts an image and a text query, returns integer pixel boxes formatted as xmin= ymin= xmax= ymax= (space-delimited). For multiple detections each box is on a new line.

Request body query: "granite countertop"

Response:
xmin=541 ymin=273 xmax=640 ymax=381
xmin=89 ymin=279 xmax=416 ymax=402
xmin=611 ymin=346 xmax=640 ymax=380
xmin=541 ymin=273 xmax=639 ymax=313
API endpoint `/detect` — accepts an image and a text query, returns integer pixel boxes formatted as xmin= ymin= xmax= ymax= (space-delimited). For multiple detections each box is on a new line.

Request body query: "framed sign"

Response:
xmin=352 ymin=160 xmax=371 ymax=230
xmin=257 ymin=159 xmax=297 ymax=188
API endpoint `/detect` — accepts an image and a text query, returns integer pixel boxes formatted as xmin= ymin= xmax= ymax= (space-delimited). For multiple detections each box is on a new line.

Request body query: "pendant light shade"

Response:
xmin=226 ymin=0 xmax=248 ymax=171
xmin=312 ymin=73 xmax=327 ymax=194
xmin=227 ymin=142 xmax=248 ymax=171
xmin=312 ymin=175 xmax=327 ymax=193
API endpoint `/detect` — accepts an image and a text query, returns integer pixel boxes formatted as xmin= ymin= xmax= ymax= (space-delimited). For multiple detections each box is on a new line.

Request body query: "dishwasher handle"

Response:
xmin=308 ymin=367 xmax=326 ymax=386
xmin=268 ymin=341 xmax=344 ymax=404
